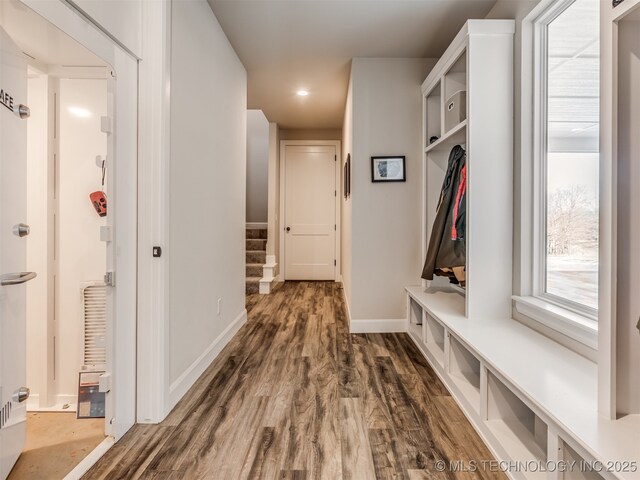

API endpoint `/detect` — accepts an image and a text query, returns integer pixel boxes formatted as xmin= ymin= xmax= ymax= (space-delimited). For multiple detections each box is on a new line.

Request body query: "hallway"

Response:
xmin=83 ymin=282 xmax=502 ymax=479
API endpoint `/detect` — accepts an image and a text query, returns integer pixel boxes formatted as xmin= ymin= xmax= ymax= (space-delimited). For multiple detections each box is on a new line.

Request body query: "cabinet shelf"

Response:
xmin=448 ymin=335 xmax=481 ymax=412
xmin=425 ymin=120 xmax=466 ymax=153
xmin=425 ymin=312 xmax=446 ymax=368
xmin=486 ymin=371 xmax=548 ymax=468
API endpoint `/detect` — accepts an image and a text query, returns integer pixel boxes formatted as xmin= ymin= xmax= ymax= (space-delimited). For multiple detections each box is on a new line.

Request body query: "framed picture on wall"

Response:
xmin=371 ymin=156 xmax=406 ymax=182
xmin=346 ymin=153 xmax=351 ymax=197
xmin=344 ymin=160 xmax=348 ymax=198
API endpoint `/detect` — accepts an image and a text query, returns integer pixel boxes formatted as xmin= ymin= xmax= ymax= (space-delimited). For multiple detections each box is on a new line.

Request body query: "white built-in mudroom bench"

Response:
xmin=406 ymin=14 xmax=640 ymax=480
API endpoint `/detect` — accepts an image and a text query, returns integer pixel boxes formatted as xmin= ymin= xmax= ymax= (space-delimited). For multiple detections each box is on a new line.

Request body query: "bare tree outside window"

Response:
xmin=544 ymin=0 xmax=599 ymax=311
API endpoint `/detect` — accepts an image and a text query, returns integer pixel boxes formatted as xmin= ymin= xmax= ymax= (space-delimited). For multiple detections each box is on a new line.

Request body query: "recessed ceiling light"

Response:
xmin=296 ymin=90 xmax=309 ymax=97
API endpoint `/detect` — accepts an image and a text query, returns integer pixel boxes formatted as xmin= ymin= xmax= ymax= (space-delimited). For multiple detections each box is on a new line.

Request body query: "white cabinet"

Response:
xmin=600 ymin=0 xmax=640 ymax=419
xmin=421 ymin=20 xmax=515 ymax=320
xmin=406 ymin=17 xmax=640 ymax=480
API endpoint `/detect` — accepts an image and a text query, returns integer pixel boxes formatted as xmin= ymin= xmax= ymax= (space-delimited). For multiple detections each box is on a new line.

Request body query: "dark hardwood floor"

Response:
xmin=83 ymin=282 xmax=503 ymax=480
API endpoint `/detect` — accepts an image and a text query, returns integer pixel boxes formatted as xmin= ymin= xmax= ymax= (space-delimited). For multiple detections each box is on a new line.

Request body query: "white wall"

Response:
xmin=342 ymin=58 xmax=436 ymax=321
xmin=266 ymin=122 xmax=280 ymax=260
xmin=169 ymin=0 xmax=247 ymax=403
xmin=341 ymin=77 xmax=353 ymax=305
xmin=247 ymin=110 xmax=269 ymax=224
xmin=68 ymin=0 xmax=142 ymax=58
xmin=57 ymin=78 xmax=108 ymax=399
xmin=281 ymin=129 xmax=342 ymax=141
xmin=26 ymin=73 xmax=49 ymax=407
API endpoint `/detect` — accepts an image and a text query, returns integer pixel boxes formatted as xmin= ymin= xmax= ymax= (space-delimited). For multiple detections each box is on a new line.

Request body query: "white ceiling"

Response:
xmin=208 ymin=0 xmax=498 ymax=129
xmin=0 ymin=0 xmax=106 ymax=73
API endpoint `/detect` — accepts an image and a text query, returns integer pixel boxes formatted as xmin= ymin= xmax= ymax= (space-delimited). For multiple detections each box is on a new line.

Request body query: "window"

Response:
xmin=539 ymin=0 xmax=600 ymax=315
xmin=514 ymin=0 xmax=601 ymax=351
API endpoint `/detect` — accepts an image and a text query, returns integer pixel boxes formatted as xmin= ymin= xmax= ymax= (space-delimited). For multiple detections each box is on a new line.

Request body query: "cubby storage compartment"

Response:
xmin=425 ymin=81 xmax=442 ymax=146
xmin=448 ymin=335 xmax=480 ymax=409
xmin=424 ymin=313 xmax=445 ymax=367
xmin=444 ymin=51 xmax=467 ymax=132
xmin=486 ymin=371 xmax=547 ymax=468
xmin=561 ymin=441 xmax=605 ymax=480
xmin=419 ymin=20 xmax=513 ymax=320
xmin=408 ymin=297 xmax=423 ymax=341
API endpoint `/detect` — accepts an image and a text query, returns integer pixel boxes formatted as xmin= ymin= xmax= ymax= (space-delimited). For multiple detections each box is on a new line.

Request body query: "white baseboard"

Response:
xmin=349 ymin=318 xmax=407 ymax=333
xmin=246 ymin=222 xmax=267 ymax=229
xmin=64 ymin=436 xmax=114 ymax=480
xmin=259 ymin=278 xmax=274 ymax=294
xmin=341 ymin=284 xmax=406 ymax=333
xmin=168 ymin=309 xmax=247 ymax=411
xmin=27 ymin=394 xmax=78 ymax=412
xmin=342 ymin=285 xmax=352 ymax=324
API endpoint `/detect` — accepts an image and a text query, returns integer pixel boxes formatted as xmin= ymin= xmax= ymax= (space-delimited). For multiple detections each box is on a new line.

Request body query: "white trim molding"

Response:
xmin=136 ymin=0 xmax=172 ymax=425
xmin=168 ymin=309 xmax=247 ymax=410
xmin=350 ymin=318 xmax=407 ymax=334
xmin=259 ymin=254 xmax=278 ymax=294
xmin=340 ymin=280 xmax=405 ymax=333
xmin=24 ymin=0 xmax=140 ymax=441
xmin=513 ymin=295 xmax=598 ymax=350
xmin=64 ymin=437 xmax=115 ymax=480
xmin=279 ymin=140 xmax=341 ymax=282
xmin=516 ymin=0 xmax=600 ymax=356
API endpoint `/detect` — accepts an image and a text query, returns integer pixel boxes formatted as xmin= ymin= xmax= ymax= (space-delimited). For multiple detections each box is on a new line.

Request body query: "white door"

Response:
xmin=283 ymin=144 xmax=337 ymax=280
xmin=0 ymin=27 xmax=31 ymax=479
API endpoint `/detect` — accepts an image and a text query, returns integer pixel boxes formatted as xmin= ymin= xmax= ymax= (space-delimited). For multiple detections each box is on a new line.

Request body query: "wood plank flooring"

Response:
xmin=83 ymin=282 xmax=504 ymax=480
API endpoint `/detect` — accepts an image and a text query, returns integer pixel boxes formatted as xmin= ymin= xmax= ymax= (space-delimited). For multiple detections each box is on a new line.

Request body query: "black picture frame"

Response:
xmin=346 ymin=154 xmax=351 ymax=197
xmin=344 ymin=153 xmax=352 ymax=198
xmin=371 ymin=156 xmax=406 ymax=183
xmin=343 ymin=161 xmax=348 ymax=198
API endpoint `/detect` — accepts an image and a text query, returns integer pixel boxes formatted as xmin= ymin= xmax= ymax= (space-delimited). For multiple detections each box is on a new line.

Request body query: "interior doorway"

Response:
xmin=0 ymin=1 xmax=127 ymax=477
xmin=280 ymin=141 xmax=341 ymax=281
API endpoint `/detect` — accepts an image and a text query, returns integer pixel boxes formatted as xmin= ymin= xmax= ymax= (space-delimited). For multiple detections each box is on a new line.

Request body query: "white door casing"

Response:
xmin=0 ymin=26 xmax=29 ymax=479
xmin=281 ymin=142 xmax=340 ymax=281
xmin=18 ymin=0 xmax=139 ymax=440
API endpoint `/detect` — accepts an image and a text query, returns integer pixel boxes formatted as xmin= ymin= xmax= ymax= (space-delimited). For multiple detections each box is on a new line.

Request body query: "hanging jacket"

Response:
xmin=452 ymin=164 xmax=466 ymax=241
xmin=421 ymin=145 xmax=466 ymax=283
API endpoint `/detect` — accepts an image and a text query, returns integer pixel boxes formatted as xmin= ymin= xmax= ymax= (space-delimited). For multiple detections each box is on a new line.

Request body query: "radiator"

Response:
xmin=82 ymin=283 xmax=107 ymax=370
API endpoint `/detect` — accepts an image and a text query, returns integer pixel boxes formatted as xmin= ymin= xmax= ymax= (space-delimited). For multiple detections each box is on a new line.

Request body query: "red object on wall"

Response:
xmin=90 ymin=191 xmax=107 ymax=217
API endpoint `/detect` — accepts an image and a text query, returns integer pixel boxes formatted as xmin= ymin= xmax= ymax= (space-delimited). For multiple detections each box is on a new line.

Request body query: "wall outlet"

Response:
xmin=217 ymin=298 xmax=222 ymax=316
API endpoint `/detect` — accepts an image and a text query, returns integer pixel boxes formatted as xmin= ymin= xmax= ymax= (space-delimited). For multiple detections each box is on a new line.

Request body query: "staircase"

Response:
xmin=246 ymin=228 xmax=267 ymax=294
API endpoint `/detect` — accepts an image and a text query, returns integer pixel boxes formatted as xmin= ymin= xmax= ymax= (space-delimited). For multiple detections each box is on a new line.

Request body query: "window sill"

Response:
xmin=512 ymin=295 xmax=598 ymax=350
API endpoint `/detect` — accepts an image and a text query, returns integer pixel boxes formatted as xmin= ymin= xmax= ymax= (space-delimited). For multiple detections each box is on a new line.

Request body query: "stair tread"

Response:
xmin=246 ymin=277 xmax=262 ymax=282
xmin=247 ymin=263 xmax=264 ymax=267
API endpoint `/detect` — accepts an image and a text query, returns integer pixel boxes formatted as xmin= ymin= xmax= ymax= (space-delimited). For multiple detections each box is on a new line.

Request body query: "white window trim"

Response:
xmin=515 ymin=0 xmax=598 ymax=351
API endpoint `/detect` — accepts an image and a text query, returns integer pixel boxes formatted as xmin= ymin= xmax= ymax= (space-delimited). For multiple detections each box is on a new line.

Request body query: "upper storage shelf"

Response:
xmin=419 ymin=19 xmax=515 ymax=320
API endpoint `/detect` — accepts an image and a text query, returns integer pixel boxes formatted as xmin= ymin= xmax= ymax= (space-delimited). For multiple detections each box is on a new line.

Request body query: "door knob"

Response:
xmin=13 ymin=223 xmax=30 ymax=237
xmin=14 ymin=104 xmax=30 ymax=119
xmin=12 ymin=387 xmax=30 ymax=403
xmin=0 ymin=272 xmax=37 ymax=286
xmin=286 ymin=227 xmax=291 ymax=232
